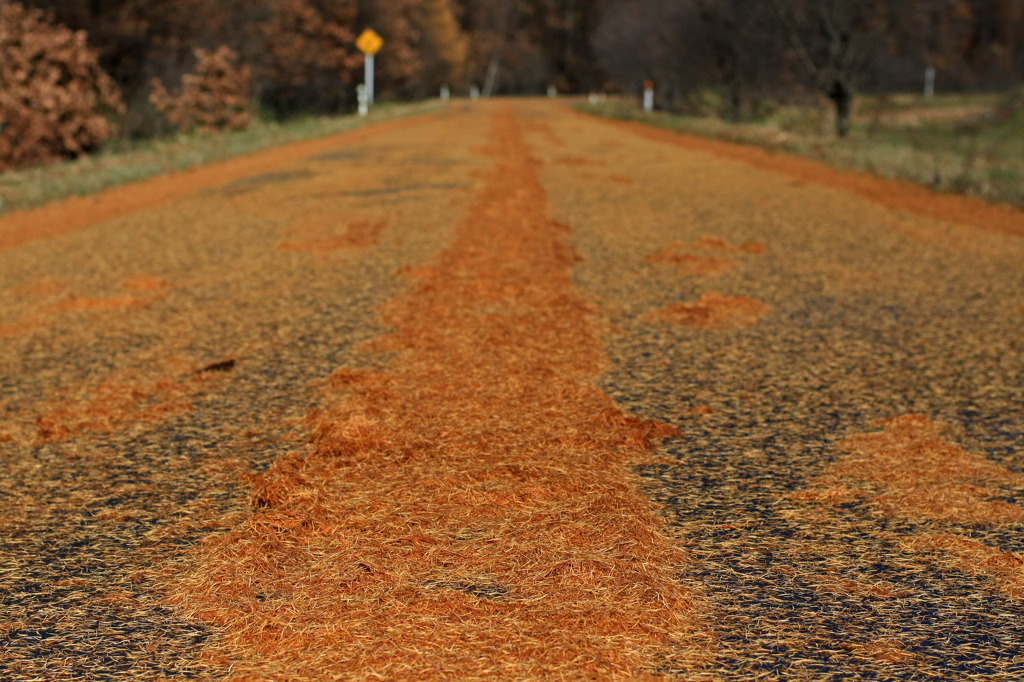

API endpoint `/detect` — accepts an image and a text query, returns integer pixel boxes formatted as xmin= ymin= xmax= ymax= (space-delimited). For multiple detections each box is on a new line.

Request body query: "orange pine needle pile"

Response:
xmin=277 ymin=220 xmax=387 ymax=252
xmin=793 ymin=414 xmax=1024 ymax=525
xmin=161 ymin=107 xmax=709 ymax=678
xmin=791 ymin=415 xmax=1024 ymax=599
xmin=644 ymin=236 xmax=767 ymax=276
xmin=647 ymin=293 xmax=772 ymax=331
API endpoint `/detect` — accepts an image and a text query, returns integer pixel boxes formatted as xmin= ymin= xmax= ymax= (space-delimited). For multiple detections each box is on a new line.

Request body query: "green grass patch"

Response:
xmin=581 ymin=91 xmax=1024 ymax=209
xmin=0 ymin=100 xmax=448 ymax=216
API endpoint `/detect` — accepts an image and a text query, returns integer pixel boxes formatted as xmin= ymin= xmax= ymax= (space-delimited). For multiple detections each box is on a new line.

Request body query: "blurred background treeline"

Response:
xmin=1 ymin=0 xmax=1022 ymax=199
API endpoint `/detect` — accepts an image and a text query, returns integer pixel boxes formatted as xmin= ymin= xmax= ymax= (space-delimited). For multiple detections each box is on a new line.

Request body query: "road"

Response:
xmin=1 ymin=100 xmax=1023 ymax=679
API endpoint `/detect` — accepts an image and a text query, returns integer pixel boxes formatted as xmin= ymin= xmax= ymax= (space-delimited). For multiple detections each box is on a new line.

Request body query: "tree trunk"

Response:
xmin=483 ymin=0 xmax=517 ymax=98
xmin=829 ymin=79 xmax=852 ymax=137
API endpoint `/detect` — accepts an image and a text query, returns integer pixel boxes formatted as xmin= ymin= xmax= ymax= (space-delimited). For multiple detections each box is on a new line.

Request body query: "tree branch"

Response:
xmin=769 ymin=0 xmax=828 ymax=90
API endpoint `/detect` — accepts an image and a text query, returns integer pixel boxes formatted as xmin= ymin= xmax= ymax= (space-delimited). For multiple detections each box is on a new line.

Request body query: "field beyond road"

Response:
xmin=2 ymin=100 xmax=1023 ymax=679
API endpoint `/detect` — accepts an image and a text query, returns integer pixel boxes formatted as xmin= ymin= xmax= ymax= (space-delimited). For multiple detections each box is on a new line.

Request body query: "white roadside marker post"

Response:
xmin=643 ymin=79 xmax=654 ymax=113
xmin=925 ymin=66 xmax=936 ymax=99
xmin=357 ymin=84 xmax=368 ymax=117
xmin=470 ymin=84 xmax=480 ymax=100
xmin=441 ymin=84 xmax=450 ymax=101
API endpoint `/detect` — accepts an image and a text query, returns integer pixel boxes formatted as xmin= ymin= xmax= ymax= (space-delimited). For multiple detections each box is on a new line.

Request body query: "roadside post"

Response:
xmin=470 ymin=84 xmax=480 ymax=100
xmin=643 ymin=80 xmax=654 ymax=112
xmin=357 ymin=84 xmax=368 ymax=116
xmin=440 ymin=84 xmax=450 ymax=101
xmin=356 ymin=28 xmax=384 ymax=106
xmin=924 ymin=66 xmax=936 ymax=99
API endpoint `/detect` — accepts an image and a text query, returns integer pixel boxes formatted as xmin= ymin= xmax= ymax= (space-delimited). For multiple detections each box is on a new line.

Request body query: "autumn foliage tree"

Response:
xmin=150 ymin=46 xmax=251 ymax=133
xmin=5 ymin=0 xmax=1020 ymax=153
xmin=247 ymin=0 xmax=363 ymax=116
xmin=0 ymin=2 xmax=123 ymax=170
xmin=356 ymin=0 xmax=423 ymax=98
xmin=410 ymin=0 xmax=468 ymax=95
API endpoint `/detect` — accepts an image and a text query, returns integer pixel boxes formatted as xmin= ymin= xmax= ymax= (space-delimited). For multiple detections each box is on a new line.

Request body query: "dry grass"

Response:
xmin=588 ymin=110 xmax=1024 ymax=240
xmin=582 ymin=92 xmax=1024 ymax=209
xmin=157 ymin=106 xmax=710 ymax=678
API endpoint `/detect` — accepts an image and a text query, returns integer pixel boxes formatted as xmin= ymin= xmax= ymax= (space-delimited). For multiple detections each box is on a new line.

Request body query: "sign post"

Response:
xmin=356 ymin=29 xmax=384 ymax=107
xmin=365 ymin=54 xmax=374 ymax=105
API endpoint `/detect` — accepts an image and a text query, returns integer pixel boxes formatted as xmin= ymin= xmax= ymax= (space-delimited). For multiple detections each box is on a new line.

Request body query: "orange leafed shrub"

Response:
xmin=150 ymin=46 xmax=251 ymax=134
xmin=0 ymin=3 xmax=124 ymax=171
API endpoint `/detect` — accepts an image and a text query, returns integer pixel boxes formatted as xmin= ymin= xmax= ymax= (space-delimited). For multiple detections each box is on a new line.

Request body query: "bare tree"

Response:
xmin=593 ymin=0 xmax=715 ymax=108
xmin=768 ymin=0 xmax=890 ymax=137
xmin=482 ymin=0 xmax=516 ymax=96
xmin=692 ymin=0 xmax=783 ymax=120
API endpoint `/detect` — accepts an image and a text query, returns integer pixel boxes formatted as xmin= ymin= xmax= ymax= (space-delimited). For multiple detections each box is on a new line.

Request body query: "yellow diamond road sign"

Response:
xmin=356 ymin=29 xmax=383 ymax=56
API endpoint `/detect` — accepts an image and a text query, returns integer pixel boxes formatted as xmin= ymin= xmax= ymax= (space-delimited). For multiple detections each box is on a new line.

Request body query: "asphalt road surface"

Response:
xmin=2 ymin=100 xmax=1023 ymax=679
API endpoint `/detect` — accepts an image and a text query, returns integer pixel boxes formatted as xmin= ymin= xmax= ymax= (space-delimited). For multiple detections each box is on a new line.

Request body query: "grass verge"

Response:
xmin=0 ymin=100 xmax=447 ymax=216
xmin=580 ymin=92 xmax=1024 ymax=209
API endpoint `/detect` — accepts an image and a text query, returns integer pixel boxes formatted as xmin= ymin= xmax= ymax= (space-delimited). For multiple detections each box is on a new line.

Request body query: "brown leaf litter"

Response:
xmin=158 ymin=106 xmax=709 ymax=678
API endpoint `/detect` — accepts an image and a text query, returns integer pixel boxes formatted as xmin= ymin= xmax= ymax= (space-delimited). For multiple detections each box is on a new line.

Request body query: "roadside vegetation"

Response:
xmin=1 ymin=1 xmax=1020 ymax=213
xmin=583 ymin=90 xmax=1024 ymax=209
xmin=0 ymin=100 xmax=445 ymax=216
